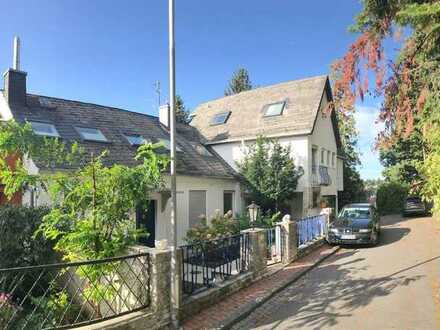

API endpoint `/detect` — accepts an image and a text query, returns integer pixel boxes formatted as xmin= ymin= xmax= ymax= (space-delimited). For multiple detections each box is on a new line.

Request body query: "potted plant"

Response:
xmin=319 ymin=197 xmax=328 ymax=209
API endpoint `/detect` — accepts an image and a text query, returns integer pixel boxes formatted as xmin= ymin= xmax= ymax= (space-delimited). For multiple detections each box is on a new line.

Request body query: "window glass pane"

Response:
xmin=327 ymin=151 xmax=330 ymax=165
xmin=159 ymin=139 xmax=182 ymax=152
xmin=223 ymin=191 xmax=234 ymax=214
xmin=189 ymin=190 xmax=206 ymax=228
xmin=340 ymin=207 xmax=370 ymax=219
xmin=321 ymin=149 xmax=325 ymax=163
xmin=29 ymin=121 xmax=60 ymax=137
xmin=210 ymin=112 xmax=230 ymax=125
xmin=264 ymin=102 xmax=285 ymax=117
xmin=332 ymin=153 xmax=335 ymax=167
xmin=125 ymin=135 xmax=147 ymax=146
xmin=76 ymin=127 xmax=108 ymax=142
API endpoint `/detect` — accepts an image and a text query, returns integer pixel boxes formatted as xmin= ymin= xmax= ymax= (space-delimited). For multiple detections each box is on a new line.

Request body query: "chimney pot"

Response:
xmin=13 ymin=36 xmax=20 ymax=71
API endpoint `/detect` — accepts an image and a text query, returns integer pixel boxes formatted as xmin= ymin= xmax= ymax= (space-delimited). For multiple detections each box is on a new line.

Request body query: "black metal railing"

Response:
xmin=0 ymin=253 xmax=150 ymax=329
xmin=181 ymin=233 xmax=250 ymax=296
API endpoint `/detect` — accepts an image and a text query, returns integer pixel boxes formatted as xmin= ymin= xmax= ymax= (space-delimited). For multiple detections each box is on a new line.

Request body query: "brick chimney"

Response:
xmin=3 ymin=37 xmax=27 ymax=106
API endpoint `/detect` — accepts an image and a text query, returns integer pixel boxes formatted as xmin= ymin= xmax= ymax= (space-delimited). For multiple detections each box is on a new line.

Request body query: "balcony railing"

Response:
xmin=311 ymin=165 xmax=332 ymax=186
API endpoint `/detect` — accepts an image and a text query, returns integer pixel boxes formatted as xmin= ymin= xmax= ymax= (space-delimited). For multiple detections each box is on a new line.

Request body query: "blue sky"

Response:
xmin=0 ymin=0 xmax=385 ymax=179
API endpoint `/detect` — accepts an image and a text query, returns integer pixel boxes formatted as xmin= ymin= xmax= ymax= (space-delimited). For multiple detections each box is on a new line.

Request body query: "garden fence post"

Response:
xmin=241 ymin=228 xmax=267 ymax=275
xmin=280 ymin=214 xmax=298 ymax=265
xmin=136 ymin=246 xmax=182 ymax=318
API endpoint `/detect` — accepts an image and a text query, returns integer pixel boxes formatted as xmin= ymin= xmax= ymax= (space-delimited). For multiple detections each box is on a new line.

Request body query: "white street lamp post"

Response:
xmin=168 ymin=0 xmax=179 ymax=328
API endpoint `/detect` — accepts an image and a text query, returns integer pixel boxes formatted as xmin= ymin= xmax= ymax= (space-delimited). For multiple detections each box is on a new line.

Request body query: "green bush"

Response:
xmin=0 ymin=205 xmax=54 ymax=269
xmin=185 ymin=211 xmax=240 ymax=245
xmin=237 ymin=211 xmax=281 ymax=230
xmin=376 ymin=182 xmax=408 ymax=215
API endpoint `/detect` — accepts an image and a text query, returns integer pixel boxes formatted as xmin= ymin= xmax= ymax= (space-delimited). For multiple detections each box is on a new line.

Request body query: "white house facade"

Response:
xmin=0 ymin=66 xmax=241 ymax=248
xmin=191 ymin=75 xmax=344 ymax=218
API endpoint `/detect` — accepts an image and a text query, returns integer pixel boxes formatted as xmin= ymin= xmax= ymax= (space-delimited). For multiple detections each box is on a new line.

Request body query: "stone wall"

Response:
xmin=80 ymin=214 xmax=328 ymax=329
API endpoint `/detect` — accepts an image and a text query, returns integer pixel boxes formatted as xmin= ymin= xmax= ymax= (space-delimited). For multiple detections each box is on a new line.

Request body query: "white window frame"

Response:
xmin=124 ymin=134 xmax=148 ymax=146
xmin=29 ymin=121 xmax=60 ymax=138
xmin=263 ymin=101 xmax=286 ymax=117
xmin=210 ymin=111 xmax=231 ymax=126
xmin=75 ymin=127 xmax=108 ymax=142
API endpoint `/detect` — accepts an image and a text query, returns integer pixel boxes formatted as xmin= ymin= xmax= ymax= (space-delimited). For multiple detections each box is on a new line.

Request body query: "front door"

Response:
xmin=136 ymin=200 xmax=156 ymax=247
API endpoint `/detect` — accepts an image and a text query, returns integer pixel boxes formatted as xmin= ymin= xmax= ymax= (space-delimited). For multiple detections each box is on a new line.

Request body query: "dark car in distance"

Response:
xmin=327 ymin=203 xmax=380 ymax=246
xmin=402 ymin=196 xmax=427 ymax=216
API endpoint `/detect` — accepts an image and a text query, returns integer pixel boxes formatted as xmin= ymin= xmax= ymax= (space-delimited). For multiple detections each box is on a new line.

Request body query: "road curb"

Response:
xmin=220 ymin=245 xmax=341 ymax=330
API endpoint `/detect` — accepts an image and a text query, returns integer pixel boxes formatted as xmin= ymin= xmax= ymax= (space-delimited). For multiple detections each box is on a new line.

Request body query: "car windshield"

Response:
xmin=339 ymin=207 xmax=370 ymax=219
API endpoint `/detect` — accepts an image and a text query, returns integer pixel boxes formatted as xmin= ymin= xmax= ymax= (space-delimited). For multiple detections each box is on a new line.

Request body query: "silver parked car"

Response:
xmin=402 ymin=197 xmax=426 ymax=216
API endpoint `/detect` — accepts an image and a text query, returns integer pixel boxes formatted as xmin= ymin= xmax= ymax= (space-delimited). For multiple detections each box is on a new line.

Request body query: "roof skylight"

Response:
xmin=159 ymin=138 xmax=182 ymax=152
xmin=29 ymin=121 xmax=60 ymax=137
xmin=75 ymin=127 xmax=108 ymax=142
xmin=210 ymin=111 xmax=231 ymax=126
xmin=264 ymin=101 xmax=286 ymax=117
xmin=124 ymin=134 xmax=148 ymax=146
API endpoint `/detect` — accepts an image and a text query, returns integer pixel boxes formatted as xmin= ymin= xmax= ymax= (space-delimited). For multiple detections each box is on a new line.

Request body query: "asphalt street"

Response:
xmin=232 ymin=214 xmax=440 ymax=330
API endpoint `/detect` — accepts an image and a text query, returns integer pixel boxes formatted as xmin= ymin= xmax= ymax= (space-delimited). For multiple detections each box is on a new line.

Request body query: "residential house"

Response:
xmin=190 ymin=75 xmax=344 ymax=217
xmin=0 ymin=65 xmax=241 ymax=247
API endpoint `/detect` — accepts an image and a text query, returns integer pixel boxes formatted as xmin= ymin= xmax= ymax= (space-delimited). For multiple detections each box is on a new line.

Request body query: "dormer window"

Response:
xmin=29 ymin=121 xmax=60 ymax=137
xmin=263 ymin=101 xmax=286 ymax=117
xmin=75 ymin=127 xmax=108 ymax=142
xmin=124 ymin=134 xmax=148 ymax=146
xmin=210 ymin=111 xmax=231 ymax=126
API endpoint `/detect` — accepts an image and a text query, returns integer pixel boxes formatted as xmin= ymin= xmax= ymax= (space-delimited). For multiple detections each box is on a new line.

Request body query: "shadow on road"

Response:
xmin=241 ymin=249 xmax=425 ymax=330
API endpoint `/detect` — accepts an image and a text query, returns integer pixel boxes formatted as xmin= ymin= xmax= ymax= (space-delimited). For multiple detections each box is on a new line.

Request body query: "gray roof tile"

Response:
xmin=8 ymin=93 xmax=237 ymax=179
xmin=191 ymin=75 xmax=329 ymax=143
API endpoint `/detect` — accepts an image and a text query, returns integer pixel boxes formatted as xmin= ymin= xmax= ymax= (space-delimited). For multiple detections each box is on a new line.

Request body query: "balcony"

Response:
xmin=312 ymin=165 xmax=332 ymax=186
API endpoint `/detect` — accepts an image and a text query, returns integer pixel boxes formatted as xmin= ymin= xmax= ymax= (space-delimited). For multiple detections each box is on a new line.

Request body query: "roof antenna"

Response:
xmin=13 ymin=36 xmax=21 ymax=71
xmin=154 ymin=80 xmax=161 ymax=107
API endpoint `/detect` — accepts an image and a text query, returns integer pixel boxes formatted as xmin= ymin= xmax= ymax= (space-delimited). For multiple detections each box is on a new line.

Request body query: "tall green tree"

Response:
xmin=332 ymin=0 xmax=440 ymax=213
xmin=175 ymin=95 xmax=190 ymax=124
xmin=224 ymin=68 xmax=253 ymax=96
xmin=334 ymin=110 xmax=366 ymax=207
xmin=0 ymin=121 xmax=169 ymax=260
xmin=379 ymin=130 xmax=425 ymax=190
xmin=238 ymin=136 xmax=303 ymax=213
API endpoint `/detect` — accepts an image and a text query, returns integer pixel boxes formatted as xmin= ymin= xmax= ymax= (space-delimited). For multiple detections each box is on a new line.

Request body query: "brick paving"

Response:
xmin=182 ymin=244 xmax=338 ymax=330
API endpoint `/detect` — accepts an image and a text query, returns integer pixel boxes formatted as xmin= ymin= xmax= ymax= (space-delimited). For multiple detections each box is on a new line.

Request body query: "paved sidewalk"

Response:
xmin=182 ymin=244 xmax=339 ymax=330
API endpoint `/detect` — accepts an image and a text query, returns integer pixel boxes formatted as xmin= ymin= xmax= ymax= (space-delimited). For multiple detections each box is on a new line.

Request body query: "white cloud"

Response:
xmin=354 ymin=105 xmax=384 ymax=144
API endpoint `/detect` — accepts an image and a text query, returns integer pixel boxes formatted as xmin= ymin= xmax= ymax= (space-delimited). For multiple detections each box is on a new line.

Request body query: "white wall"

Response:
xmin=156 ymin=175 xmax=241 ymax=246
xmin=212 ymin=135 xmax=309 ymax=192
xmin=23 ymin=163 xmax=241 ymax=247
xmin=0 ymin=94 xmax=13 ymax=121
xmin=310 ymin=95 xmax=338 ymax=198
xmin=337 ymin=157 xmax=344 ymax=192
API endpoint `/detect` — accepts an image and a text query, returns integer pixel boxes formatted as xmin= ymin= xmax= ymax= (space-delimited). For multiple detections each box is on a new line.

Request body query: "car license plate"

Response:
xmin=341 ymin=234 xmax=356 ymax=240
